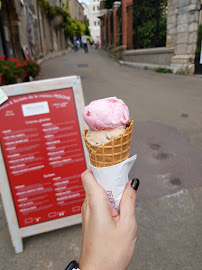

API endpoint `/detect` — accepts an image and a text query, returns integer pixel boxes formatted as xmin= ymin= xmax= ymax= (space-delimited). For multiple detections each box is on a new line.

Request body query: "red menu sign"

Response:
xmin=0 ymin=88 xmax=86 ymax=227
xmin=23 ymin=46 xmax=33 ymax=61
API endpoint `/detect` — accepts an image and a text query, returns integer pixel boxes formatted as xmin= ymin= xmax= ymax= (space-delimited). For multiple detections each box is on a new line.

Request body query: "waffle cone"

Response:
xmin=83 ymin=121 xmax=133 ymax=167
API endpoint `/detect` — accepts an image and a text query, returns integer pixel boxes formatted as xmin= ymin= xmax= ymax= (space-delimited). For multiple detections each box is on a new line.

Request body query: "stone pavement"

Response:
xmin=0 ymin=48 xmax=202 ymax=270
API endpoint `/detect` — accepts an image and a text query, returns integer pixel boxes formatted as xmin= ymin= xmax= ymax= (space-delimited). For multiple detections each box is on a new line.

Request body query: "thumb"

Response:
xmin=119 ymin=179 xmax=139 ymax=222
xmin=81 ymin=168 xmax=102 ymax=197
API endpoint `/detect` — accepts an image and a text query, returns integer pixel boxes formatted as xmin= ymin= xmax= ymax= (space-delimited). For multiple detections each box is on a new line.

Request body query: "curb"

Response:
xmin=104 ymin=50 xmax=120 ymax=64
xmin=103 ymin=49 xmax=177 ymax=73
xmin=119 ymin=60 xmax=177 ymax=73
xmin=37 ymin=48 xmax=72 ymax=65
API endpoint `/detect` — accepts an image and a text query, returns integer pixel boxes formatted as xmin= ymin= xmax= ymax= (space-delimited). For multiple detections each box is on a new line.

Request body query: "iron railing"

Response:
xmin=116 ymin=6 xmax=122 ymax=46
xmin=131 ymin=0 xmax=167 ymax=49
xmin=110 ymin=13 xmax=114 ymax=44
xmin=106 ymin=16 xmax=109 ymax=44
xmin=126 ymin=5 xmax=133 ymax=49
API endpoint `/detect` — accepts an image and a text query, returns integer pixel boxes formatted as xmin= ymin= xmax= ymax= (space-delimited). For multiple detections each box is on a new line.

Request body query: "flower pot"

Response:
xmin=17 ymin=78 xmax=23 ymax=84
xmin=23 ymin=76 xmax=30 ymax=82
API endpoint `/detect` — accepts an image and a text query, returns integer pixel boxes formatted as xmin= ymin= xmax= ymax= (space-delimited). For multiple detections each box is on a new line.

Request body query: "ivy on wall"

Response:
xmin=37 ymin=0 xmax=91 ymax=39
xmin=37 ymin=0 xmax=68 ymax=18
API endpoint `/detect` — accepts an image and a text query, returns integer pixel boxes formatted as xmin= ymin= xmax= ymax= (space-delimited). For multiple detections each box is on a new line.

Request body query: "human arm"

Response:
xmin=79 ymin=169 xmax=139 ymax=270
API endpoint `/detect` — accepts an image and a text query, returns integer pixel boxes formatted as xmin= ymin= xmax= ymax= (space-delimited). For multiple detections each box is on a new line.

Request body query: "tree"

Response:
xmin=59 ymin=0 xmax=92 ymax=39
xmin=104 ymin=0 xmax=114 ymax=9
xmin=84 ymin=21 xmax=91 ymax=36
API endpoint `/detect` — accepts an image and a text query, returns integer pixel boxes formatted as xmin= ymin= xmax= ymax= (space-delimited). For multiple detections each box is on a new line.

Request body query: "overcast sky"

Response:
xmin=78 ymin=0 xmax=90 ymax=5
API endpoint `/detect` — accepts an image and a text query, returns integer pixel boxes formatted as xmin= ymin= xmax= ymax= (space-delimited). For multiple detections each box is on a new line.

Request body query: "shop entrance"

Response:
xmin=0 ymin=0 xmax=15 ymax=58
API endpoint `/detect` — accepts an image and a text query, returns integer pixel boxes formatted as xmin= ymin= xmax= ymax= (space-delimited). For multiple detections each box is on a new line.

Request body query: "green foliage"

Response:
xmin=23 ymin=60 xmax=40 ymax=79
xmin=135 ymin=17 xmax=166 ymax=48
xmin=113 ymin=51 xmax=121 ymax=60
xmin=0 ymin=57 xmax=23 ymax=84
xmin=133 ymin=0 xmax=167 ymax=49
xmin=196 ymin=24 xmax=202 ymax=53
xmin=0 ymin=56 xmax=40 ymax=84
xmin=84 ymin=21 xmax=91 ymax=36
xmin=80 ymin=22 xmax=86 ymax=34
xmin=37 ymin=0 xmax=68 ymax=19
xmin=156 ymin=67 xmax=172 ymax=74
xmin=62 ymin=1 xmax=91 ymax=39
xmin=104 ymin=0 xmax=114 ymax=9
xmin=38 ymin=0 xmax=91 ymax=40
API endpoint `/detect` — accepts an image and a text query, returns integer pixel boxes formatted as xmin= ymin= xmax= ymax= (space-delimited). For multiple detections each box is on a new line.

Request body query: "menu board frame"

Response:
xmin=0 ymin=76 xmax=89 ymax=253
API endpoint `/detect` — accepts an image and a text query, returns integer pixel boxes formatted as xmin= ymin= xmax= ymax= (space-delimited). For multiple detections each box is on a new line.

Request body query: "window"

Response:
xmin=93 ymin=6 xmax=95 ymax=11
xmin=98 ymin=21 xmax=100 ymax=26
xmin=94 ymin=21 xmax=96 ymax=26
xmin=97 ymin=5 xmax=99 ymax=10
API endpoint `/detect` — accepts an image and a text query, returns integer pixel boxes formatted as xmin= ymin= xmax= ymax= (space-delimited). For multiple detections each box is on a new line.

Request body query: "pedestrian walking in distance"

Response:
xmin=72 ymin=33 xmax=78 ymax=52
xmin=82 ymin=33 xmax=89 ymax=53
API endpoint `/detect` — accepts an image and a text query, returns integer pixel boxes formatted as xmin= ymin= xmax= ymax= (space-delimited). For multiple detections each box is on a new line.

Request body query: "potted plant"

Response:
xmin=0 ymin=55 xmax=6 ymax=85
xmin=0 ymin=56 xmax=40 ymax=85
xmin=0 ymin=56 xmax=24 ymax=85
xmin=2 ymin=59 xmax=23 ymax=84
xmin=22 ymin=60 xmax=40 ymax=80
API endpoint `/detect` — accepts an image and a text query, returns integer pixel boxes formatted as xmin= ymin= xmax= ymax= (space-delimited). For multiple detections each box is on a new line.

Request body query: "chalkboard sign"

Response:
xmin=0 ymin=76 xmax=89 ymax=253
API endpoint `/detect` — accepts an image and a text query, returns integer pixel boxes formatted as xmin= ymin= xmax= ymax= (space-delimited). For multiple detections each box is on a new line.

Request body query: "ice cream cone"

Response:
xmin=83 ymin=121 xmax=134 ymax=167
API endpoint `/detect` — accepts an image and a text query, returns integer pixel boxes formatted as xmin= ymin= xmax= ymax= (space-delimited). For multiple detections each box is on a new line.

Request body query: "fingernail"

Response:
xmin=131 ymin=178 xmax=140 ymax=191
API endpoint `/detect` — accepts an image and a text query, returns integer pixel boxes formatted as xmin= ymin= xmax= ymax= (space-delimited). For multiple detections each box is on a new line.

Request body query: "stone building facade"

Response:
xmin=49 ymin=0 xmax=66 ymax=7
xmin=0 ymin=0 xmax=22 ymax=59
xmin=100 ymin=0 xmax=201 ymax=74
xmin=68 ymin=0 xmax=85 ymax=21
xmin=0 ymin=0 xmax=66 ymax=60
xmin=81 ymin=0 xmax=102 ymax=39
xmin=167 ymin=0 xmax=201 ymax=74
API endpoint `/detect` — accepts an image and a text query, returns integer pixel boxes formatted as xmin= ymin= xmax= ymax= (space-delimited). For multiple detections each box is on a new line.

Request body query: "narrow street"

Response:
xmin=1 ymin=48 xmax=202 ymax=269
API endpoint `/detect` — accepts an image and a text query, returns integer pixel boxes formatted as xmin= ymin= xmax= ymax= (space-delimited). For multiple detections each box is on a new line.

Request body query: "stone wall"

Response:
xmin=68 ymin=0 xmax=85 ymax=22
xmin=167 ymin=0 xmax=201 ymax=74
xmin=100 ymin=0 xmax=201 ymax=74
xmin=13 ymin=0 xmax=66 ymax=59
xmin=122 ymin=47 xmax=174 ymax=66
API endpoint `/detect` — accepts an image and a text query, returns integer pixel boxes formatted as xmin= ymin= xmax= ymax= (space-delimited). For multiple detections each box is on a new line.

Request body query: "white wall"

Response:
xmin=81 ymin=0 xmax=101 ymax=39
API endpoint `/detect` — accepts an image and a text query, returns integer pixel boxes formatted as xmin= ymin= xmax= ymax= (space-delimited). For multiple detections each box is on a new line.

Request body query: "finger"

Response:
xmin=81 ymin=168 xmax=102 ymax=197
xmin=81 ymin=169 xmax=111 ymax=213
xmin=119 ymin=179 xmax=138 ymax=222
xmin=81 ymin=169 xmax=117 ymax=221
xmin=107 ymin=199 xmax=119 ymax=220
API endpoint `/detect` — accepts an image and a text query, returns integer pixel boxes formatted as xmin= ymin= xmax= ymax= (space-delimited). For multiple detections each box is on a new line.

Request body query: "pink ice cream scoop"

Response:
xmin=83 ymin=97 xmax=130 ymax=130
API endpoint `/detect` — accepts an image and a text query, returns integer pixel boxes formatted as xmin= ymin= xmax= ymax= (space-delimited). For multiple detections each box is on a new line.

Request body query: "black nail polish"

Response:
xmin=131 ymin=178 xmax=140 ymax=191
